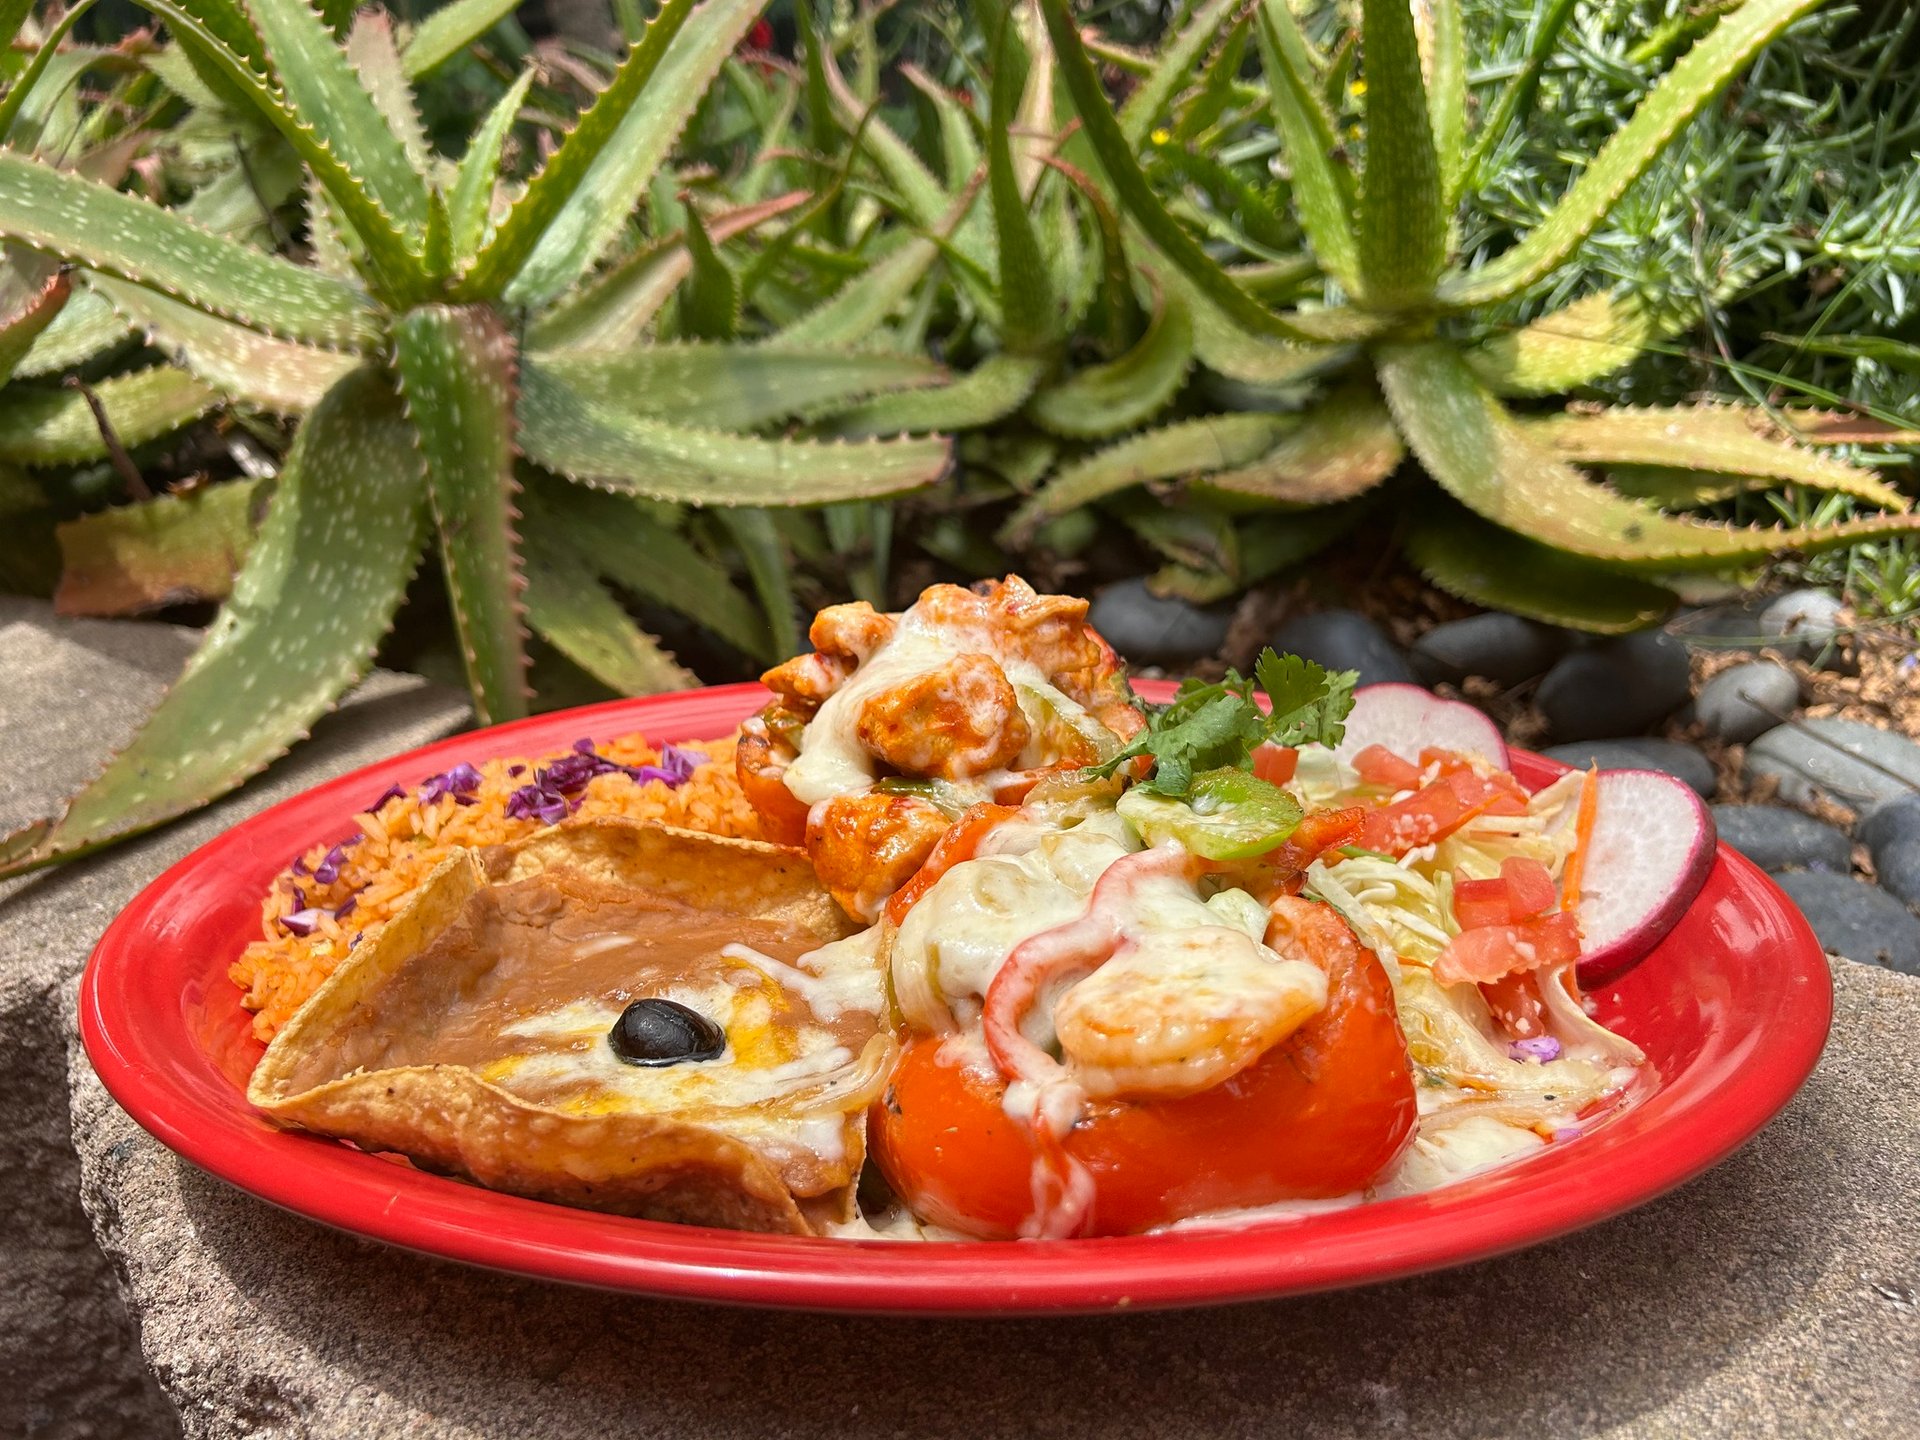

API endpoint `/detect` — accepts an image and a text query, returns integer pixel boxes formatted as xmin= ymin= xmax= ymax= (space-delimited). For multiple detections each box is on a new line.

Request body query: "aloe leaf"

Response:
xmin=1117 ymin=0 xmax=1238 ymax=146
xmin=53 ymin=478 xmax=260 ymax=616
xmin=0 ymin=153 xmax=379 ymax=347
xmin=12 ymin=278 xmax=132 ymax=377
xmin=0 ymin=264 xmax=69 ymax=386
xmin=1151 ymin=503 xmax=1364 ymax=603
xmin=245 ymin=0 xmax=428 ymax=237
xmin=1375 ymin=342 xmax=1920 ymax=571
xmin=1004 ymin=411 xmax=1293 ymax=541
xmin=1253 ymin=0 xmax=1358 ymax=292
xmin=88 ymin=275 xmax=356 ymax=414
xmin=1442 ymin=0 xmax=1825 ymax=307
xmin=518 ymin=362 xmax=952 ymax=507
xmin=1422 ymin=0 xmax=1468 ymax=206
xmin=535 ymin=343 xmax=946 ymax=432
xmin=831 ymin=351 xmax=1049 ymax=437
xmin=0 ymin=365 xmax=219 ymax=466
xmin=1355 ymin=0 xmax=1445 ymax=307
xmin=0 ymin=368 xmax=425 ymax=878
xmin=401 ymin=0 xmax=521 ymax=77
xmin=901 ymin=62 xmax=981 ymax=188
xmin=1028 ymin=283 xmax=1192 ymax=438
xmin=1175 ymin=268 xmax=1349 ymax=385
xmin=1771 ymin=409 xmax=1920 ymax=447
xmin=0 ymin=0 xmax=99 ymax=141
xmin=1110 ymin=493 xmax=1238 ymax=573
xmin=1404 ymin=498 xmax=1679 ymax=634
xmin=343 ymin=9 xmax=431 ymax=176
xmin=988 ymin=16 xmax=1056 ymax=354
xmin=774 ymin=183 xmax=977 ymax=347
xmin=717 ymin=506 xmax=799 ymax=657
xmin=531 ymin=191 xmax=806 ymax=355
xmin=1039 ymin=0 xmax=1302 ymax=343
xmin=1465 ymin=290 xmax=1677 ymax=396
xmin=1464 ymin=0 xmax=1577 ymax=189
xmin=394 ymin=304 xmax=529 ymax=725
xmin=520 ymin=475 xmax=766 ymax=659
xmin=819 ymin=42 xmax=951 ymax=237
xmin=1193 ymin=380 xmax=1403 ymax=508
xmin=1606 ymin=466 xmax=1766 ymax=508
xmin=521 ymin=528 xmax=697 ymax=694
xmin=1522 ymin=406 xmax=1909 ymax=511
xmin=486 ymin=0 xmax=764 ymax=307
xmin=449 ymin=68 xmax=533 ymax=264
xmin=676 ymin=204 xmax=739 ymax=342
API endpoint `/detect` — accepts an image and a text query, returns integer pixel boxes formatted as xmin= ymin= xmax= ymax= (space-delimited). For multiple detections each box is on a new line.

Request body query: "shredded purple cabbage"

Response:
xmin=419 ymin=762 xmax=484 ymax=804
xmin=312 ymin=843 xmax=350 ymax=885
xmin=289 ymin=854 xmax=310 ymax=877
xmin=1509 ymin=1036 xmax=1563 ymax=1064
xmin=279 ymin=908 xmax=324 ymax=937
xmin=500 ymin=739 xmax=697 ymax=827
xmin=368 ymin=783 xmax=406 ymax=813
xmin=505 ymin=785 xmax=573 ymax=825
xmin=507 ymin=764 xmax=526 ymax=777
xmin=289 ymin=884 xmax=307 ymax=910
xmin=334 ymin=896 xmax=357 ymax=921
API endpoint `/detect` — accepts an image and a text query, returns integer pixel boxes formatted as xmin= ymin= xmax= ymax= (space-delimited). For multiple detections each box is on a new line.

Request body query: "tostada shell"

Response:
xmin=248 ymin=820 xmax=882 ymax=1234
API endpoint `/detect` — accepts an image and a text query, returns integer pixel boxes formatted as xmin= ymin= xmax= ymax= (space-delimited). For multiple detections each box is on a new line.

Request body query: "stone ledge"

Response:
xmin=67 ymin=960 xmax=1920 ymax=1440
xmin=0 ymin=599 xmax=468 ymax=1439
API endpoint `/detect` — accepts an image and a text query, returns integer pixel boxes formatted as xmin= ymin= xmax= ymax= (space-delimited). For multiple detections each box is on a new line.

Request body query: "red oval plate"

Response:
xmin=81 ymin=682 xmax=1831 ymax=1314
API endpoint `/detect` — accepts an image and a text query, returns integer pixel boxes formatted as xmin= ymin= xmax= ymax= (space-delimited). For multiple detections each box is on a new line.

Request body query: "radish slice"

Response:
xmin=1570 ymin=769 xmax=1717 ymax=987
xmin=1332 ymin=683 xmax=1509 ymax=770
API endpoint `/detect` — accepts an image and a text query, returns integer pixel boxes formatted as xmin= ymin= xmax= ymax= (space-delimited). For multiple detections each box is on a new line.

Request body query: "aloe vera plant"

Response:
xmin=873 ymin=0 xmax=1920 ymax=626
xmin=0 ymin=0 xmax=953 ymax=875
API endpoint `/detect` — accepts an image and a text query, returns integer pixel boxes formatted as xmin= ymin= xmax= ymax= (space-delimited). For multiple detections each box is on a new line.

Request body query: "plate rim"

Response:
xmin=79 ymin=682 xmax=1834 ymax=1314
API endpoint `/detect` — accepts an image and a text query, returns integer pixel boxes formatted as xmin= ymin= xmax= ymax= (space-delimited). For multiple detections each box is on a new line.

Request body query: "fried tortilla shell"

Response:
xmin=248 ymin=821 xmax=882 ymax=1234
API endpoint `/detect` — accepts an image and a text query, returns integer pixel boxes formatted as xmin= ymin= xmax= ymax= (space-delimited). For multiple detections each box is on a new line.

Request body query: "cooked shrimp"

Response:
xmin=759 ymin=651 xmax=849 ymax=710
xmin=807 ymin=790 xmax=951 ymax=921
xmin=809 ymin=601 xmax=895 ymax=661
xmin=1054 ymin=928 xmax=1328 ymax=1100
xmin=855 ymin=653 xmax=1031 ymax=779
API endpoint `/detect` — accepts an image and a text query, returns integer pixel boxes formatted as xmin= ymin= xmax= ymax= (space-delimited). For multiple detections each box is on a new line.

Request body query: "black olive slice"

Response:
xmin=608 ymin=999 xmax=727 ymax=1067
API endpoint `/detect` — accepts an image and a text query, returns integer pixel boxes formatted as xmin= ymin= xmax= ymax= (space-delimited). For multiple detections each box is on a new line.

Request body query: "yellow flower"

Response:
xmin=1350 ymin=79 xmax=1368 ymax=98
xmin=1150 ymin=127 xmax=1171 ymax=145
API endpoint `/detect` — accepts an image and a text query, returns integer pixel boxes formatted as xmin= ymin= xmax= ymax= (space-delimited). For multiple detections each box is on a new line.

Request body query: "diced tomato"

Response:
xmin=1419 ymin=747 xmax=1474 ymax=773
xmin=1480 ymin=971 xmax=1550 ymax=1039
xmin=1252 ymin=743 xmax=1299 ymax=785
xmin=883 ymin=802 xmax=1017 ymax=926
xmin=1267 ymin=805 xmax=1366 ymax=873
xmin=1501 ymin=856 xmax=1557 ymax=918
xmin=1352 ymin=744 xmax=1422 ymax=790
xmin=1361 ymin=770 xmax=1518 ymax=854
xmin=1433 ymin=911 xmax=1582 ymax=985
xmin=1452 ymin=875 xmax=1513 ymax=930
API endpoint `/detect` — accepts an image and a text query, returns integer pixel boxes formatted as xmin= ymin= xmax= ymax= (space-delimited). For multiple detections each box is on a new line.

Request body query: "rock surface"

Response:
xmin=1694 ymin=661 xmax=1799 ymax=743
xmin=1410 ymin=614 xmax=1567 ymax=688
xmin=61 ymin=959 xmax=1920 ymax=1440
xmin=1536 ymin=631 xmax=1691 ymax=742
xmin=1758 ymin=588 xmax=1847 ymax=663
xmin=1087 ymin=579 xmax=1230 ymax=667
xmin=1862 ymin=797 xmax=1920 ymax=911
xmin=1710 ymin=804 xmax=1852 ymax=874
xmin=1769 ymin=873 xmax=1920 ymax=974
xmin=0 ymin=599 xmax=468 ymax=1440
xmin=1746 ymin=717 xmax=1920 ymax=814
xmin=1271 ymin=609 xmax=1414 ymax=687
xmin=1543 ymin=739 xmax=1716 ymax=797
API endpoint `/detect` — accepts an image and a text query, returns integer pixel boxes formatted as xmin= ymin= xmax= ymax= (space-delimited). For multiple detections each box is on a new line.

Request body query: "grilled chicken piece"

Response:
xmin=855 ymin=654 xmax=1031 ymax=780
xmin=807 ymin=791 xmax=951 ymax=921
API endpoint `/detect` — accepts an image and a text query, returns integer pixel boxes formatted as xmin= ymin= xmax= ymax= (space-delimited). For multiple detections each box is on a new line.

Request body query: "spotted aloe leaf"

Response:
xmin=400 ymin=0 xmax=521 ymax=77
xmin=1464 ymin=290 xmax=1680 ymax=396
xmin=448 ymin=68 xmax=534 ymax=265
xmin=0 ymin=0 xmax=99 ymax=150
xmin=1110 ymin=493 xmax=1238 ymax=573
xmin=478 ymin=0 xmax=765 ymax=307
xmin=520 ymin=524 xmax=697 ymax=695
xmin=717 ymin=507 xmax=800 ymax=658
xmin=1027 ymin=283 xmax=1192 ymax=439
xmin=0 ymin=368 xmax=426 ymax=878
xmin=13 ymin=279 xmax=131 ymax=377
xmin=1442 ymin=0 xmax=1825 ymax=306
xmin=1117 ymin=0 xmax=1240 ymax=146
xmin=520 ymin=476 xmax=767 ymax=660
xmin=1253 ymin=0 xmax=1357 ymax=292
xmin=1421 ymin=0 xmax=1469 ymax=206
xmin=535 ymin=343 xmax=946 ymax=432
xmin=530 ymin=191 xmax=806 ymax=355
xmin=1521 ymin=406 xmax=1908 ymax=510
xmin=0 ymin=153 xmax=379 ymax=347
xmin=1192 ymin=380 xmax=1404 ymax=509
xmin=53 ymin=478 xmax=262 ymax=616
xmin=0 ymin=261 xmax=69 ymax=386
xmin=518 ymin=362 xmax=952 ymax=507
xmin=1151 ymin=503 xmax=1367 ymax=604
xmin=1355 ymin=0 xmax=1446 ymax=307
xmin=0 ymin=365 xmax=220 ymax=467
xmin=88 ymin=276 xmax=356 ymax=414
xmin=1003 ymin=412 xmax=1293 ymax=542
xmin=1404 ymin=498 xmax=1680 ymax=635
xmin=1376 ymin=341 xmax=1920 ymax=571
xmin=248 ymin=0 xmax=428 ymax=238
xmin=830 ymin=353 xmax=1050 ymax=438
xmin=1039 ymin=0 xmax=1302 ymax=343
xmin=1175 ymin=268 xmax=1352 ymax=386
xmin=343 ymin=9 xmax=433 ymax=176
xmin=393 ymin=305 xmax=528 ymax=725
xmin=676 ymin=205 xmax=739 ymax=342
xmin=988 ymin=16 xmax=1056 ymax=355
xmin=900 ymin=63 xmax=981 ymax=190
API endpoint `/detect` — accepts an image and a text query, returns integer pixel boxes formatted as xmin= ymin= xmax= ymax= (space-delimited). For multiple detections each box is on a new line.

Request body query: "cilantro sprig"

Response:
xmin=1090 ymin=649 xmax=1357 ymax=797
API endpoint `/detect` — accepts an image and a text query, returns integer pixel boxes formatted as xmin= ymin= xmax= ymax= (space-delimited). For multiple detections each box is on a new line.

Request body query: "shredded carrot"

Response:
xmin=1559 ymin=765 xmax=1601 ymax=918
